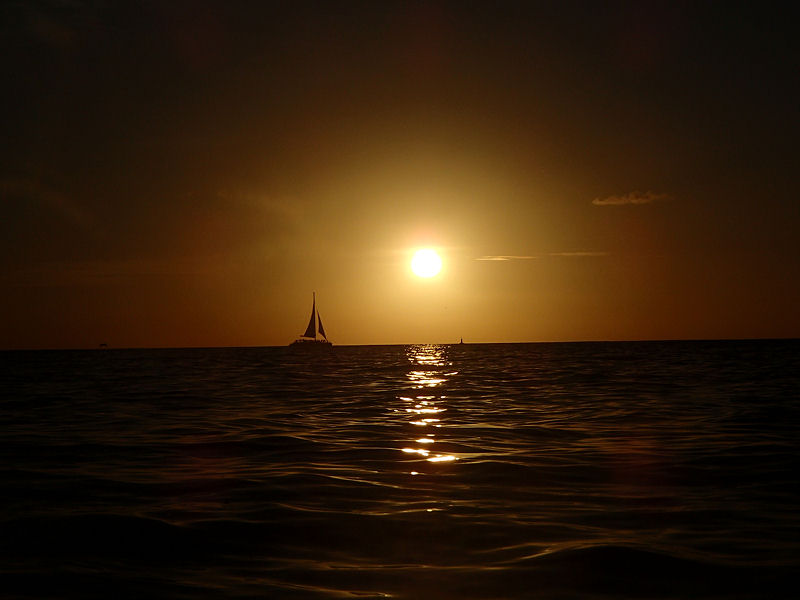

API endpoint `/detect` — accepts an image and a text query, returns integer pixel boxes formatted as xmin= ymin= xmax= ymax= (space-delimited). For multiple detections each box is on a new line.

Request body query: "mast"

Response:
xmin=302 ymin=293 xmax=317 ymax=338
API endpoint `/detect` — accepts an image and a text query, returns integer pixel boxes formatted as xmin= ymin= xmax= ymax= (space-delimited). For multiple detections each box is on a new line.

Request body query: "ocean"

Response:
xmin=1 ymin=340 xmax=798 ymax=599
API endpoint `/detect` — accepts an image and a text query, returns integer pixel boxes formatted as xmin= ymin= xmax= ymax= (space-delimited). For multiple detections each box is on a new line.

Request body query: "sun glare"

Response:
xmin=411 ymin=249 xmax=442 ymax=278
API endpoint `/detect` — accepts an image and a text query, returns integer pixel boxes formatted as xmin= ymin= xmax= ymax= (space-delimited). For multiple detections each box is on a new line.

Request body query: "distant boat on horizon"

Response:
xmin=289 ymin=293 xmax=332 ymax=348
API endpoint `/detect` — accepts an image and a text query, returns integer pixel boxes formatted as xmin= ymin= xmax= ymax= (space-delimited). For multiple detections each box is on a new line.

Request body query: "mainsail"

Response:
xmin=302 ymin=294 xmax=317 ymax=338
xmin=318 ymin=313 xmax=327 ymax=340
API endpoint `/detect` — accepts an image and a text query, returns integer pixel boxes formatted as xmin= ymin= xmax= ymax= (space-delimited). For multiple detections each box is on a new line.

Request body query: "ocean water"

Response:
xmin=1 ymin=340 xmax=799 ymax=599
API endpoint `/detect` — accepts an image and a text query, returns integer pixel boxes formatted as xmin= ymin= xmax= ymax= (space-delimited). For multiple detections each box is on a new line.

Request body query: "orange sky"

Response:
xmin=2 ymin=2 xmax=798 ymax=349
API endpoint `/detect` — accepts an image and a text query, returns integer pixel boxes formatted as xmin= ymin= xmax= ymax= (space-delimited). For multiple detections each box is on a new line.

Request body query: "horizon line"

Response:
xmin=3 ymin=336 xmax=798 ymax=352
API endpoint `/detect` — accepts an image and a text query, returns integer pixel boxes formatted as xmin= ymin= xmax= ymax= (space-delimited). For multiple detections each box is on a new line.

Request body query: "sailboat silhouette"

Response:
xmin=289 ymin=293 xmax=332 ymax=348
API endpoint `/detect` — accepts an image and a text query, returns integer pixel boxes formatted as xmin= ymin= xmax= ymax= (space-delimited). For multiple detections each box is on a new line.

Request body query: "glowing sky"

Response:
xmin=2 ymin=2 xmax=798 ymax=348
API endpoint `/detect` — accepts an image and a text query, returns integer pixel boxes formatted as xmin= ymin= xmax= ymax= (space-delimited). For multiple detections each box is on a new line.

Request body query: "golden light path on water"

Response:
xmin=396 ymin=345 xmax=459 ymax=470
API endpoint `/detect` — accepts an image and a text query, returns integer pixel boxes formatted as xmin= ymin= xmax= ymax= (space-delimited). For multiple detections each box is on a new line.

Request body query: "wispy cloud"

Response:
xmin=476 ymin=252 xmax=608 ymax=261
xmin=475 ymin=255 xmax=538 ymax=261
xmin=548 ymin=251 xmax=609 ymax=257
xmin=1 ymin=177 xmax=98 ymax=231
xmin=592 ymin=191 xmax=669 ymax=206
xmin=3 ymin=257 xmax=218 ymax=288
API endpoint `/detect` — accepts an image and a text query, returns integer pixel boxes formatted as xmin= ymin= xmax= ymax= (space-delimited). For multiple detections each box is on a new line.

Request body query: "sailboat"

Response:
xmin=289 ymin=293 xmax=332 ymax=348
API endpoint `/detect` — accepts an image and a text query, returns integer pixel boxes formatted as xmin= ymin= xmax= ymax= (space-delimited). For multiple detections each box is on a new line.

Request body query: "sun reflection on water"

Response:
xmin=396 ymin=345 xmax=459 ymax=468
xmin=409 ymin=419 xmax=441 ymax=427
xmin=424 ymin=454 xmax=454 ymax=463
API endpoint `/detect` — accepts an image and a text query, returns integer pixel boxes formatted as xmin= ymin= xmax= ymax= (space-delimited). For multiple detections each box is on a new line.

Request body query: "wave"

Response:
xmin=2 ymin=341 xmax=799 ymax=599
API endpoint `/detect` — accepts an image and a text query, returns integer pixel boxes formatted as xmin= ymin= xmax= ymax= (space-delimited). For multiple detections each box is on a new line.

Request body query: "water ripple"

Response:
xmin=1 ymin=340 xmax=799 ymax=598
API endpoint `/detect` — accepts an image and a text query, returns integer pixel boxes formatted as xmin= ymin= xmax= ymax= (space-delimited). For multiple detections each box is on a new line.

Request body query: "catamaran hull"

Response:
xmin=287 ymin=341 xmax=333 ymax=357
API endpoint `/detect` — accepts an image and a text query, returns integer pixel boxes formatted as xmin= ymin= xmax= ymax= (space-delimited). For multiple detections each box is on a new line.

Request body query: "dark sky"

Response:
xmin=2 ymin=1 xmax=799 ymax=348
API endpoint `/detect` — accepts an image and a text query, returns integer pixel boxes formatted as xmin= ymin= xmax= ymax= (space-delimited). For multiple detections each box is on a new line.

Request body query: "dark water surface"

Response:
xmin=2 ymin=341 xmax=799 ymax=599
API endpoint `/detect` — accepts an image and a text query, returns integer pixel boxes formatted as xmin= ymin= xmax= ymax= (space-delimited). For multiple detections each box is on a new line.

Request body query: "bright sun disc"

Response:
xmin=411 ymin=249 xmax=442 ymax=278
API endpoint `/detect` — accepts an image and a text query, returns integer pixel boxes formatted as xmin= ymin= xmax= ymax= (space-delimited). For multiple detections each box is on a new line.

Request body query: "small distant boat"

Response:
xmin=289 ymin=293 xmax=332 ymax=348
xmin=459 ymin=338 xmax=464 ymax=344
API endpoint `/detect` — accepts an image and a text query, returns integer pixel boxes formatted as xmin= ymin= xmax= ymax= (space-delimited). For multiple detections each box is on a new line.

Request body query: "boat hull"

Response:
xmin=288 ymin=339 xmax=333 ymax=349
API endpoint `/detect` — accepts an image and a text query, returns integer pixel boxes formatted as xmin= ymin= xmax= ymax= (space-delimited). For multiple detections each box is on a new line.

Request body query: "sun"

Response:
xmin=411 ymin=248 xmax=442 ymax=278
